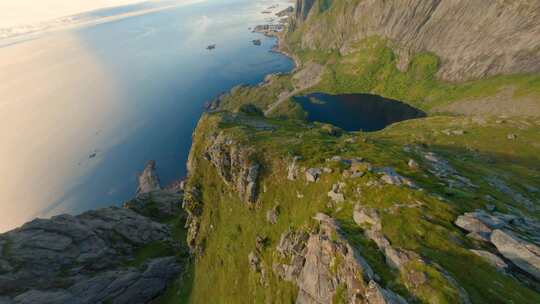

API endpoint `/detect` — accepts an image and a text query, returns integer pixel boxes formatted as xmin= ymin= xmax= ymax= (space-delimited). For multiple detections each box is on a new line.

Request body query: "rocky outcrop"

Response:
xmin=128 ymin=161 xmax=184 ymax=218
xmin=182 ymin=185 xmax=203 ymax=253
xmin=490 ymin=230 xmax=540 ymax=280
xmin=305 ymin=168 xmax=322 ymax=182
xmin=353 ymin=206 xmax=418 ymax=270
xmin=455 ymin=209 xmax=540 ymax=280
xmin=136 ymin=160 xmax=161 ymax=196
xmin=375 ymin=167 xmax=416 ymax=188
xmin=355 ymin=205 xmax=470 ymax=303
xmin=274 ymin=213 xmax=406 ymax=304
xmin=291 ymin=0 xmax=540 ymax=81
xmin=124 ymin=189 xmax=183 ymax=219
xmin=205 ymin=132 xmax=261 ymax=205
xmin=0 ymin=162 xmax=186 ymax=303
xmin=0 ymin=208 xmax=180 ymax=303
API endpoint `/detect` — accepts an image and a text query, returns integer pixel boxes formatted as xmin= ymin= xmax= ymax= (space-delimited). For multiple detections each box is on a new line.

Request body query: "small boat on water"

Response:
xmin=206 ymin=44 xmax=216 ymax=50
xmin=252 ymin=39 xmax=261 ymax=46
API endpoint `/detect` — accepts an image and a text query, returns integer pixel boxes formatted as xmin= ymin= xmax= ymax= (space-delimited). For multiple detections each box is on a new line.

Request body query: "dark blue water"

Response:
xmin=41 ymin=0 xmax=294 ymax=216
xmin=295 ymin=93 xmax=426 ymax=132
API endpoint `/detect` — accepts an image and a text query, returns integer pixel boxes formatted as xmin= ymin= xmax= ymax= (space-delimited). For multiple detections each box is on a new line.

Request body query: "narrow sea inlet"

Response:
xmin=0 ymin=0 xmax=294 ymax=232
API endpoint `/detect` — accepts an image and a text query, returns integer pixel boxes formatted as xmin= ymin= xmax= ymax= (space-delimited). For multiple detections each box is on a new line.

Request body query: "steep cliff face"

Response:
xmin=290 ymin=0 xmax=540 ymax=82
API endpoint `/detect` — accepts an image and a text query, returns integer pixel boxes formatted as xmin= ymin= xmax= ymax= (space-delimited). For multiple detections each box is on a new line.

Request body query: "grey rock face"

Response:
xmin=136 ymin=160 xmax=161 ymax=196
xmin=11 ymin=257 xmax=181 ymax=304
xmin=125 ymin=161 xmax=183 ymax=218
xmin=422 ymin=152 xmax=476 ymax=189
xmin=205 ymin=132 xmax=261 ymax=204
xmin=486 ymin=176 xmax=536 ymax=211
xmin=125 ymin=191 xmax=183 ymax=219
xmin=13 ymin=290 xmax=75 ymax=304
xmin=455 ymin=214 xmax=492 ymax=240
xmin=293 ymin=0 xmax=540 ymax=82
xmin=183 ymin=185 xmax=203 ymax=253
xmin=274 ymin=214 xmax=405 ymax=304
xmin=0 ymin=207 xmax=178 ymax=302
xmin=490 ymin=230 xmax=540 ymax=280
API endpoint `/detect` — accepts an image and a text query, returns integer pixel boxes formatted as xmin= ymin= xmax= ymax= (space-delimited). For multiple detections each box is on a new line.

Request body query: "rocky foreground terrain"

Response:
xmin=0 ymin=162 xmax=186 ymax=304
xmin=2 ymin=0 xmax=540 ymax=303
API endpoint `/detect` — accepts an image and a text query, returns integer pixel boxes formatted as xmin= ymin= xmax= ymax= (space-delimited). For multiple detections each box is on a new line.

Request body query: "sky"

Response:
xmin=0 ymin=0 xmax=148 ymax=28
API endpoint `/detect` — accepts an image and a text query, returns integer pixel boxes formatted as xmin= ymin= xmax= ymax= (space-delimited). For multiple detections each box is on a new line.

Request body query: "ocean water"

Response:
xmin=294 ymin=93 xmax=426 ymax=132
xmin=0 ymin=0 xmax=293 ymax=231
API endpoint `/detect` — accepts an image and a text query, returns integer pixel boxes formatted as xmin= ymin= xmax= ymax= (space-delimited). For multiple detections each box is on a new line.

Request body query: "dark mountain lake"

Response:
xmin=294 ymin=93 xmax=426 ymax=132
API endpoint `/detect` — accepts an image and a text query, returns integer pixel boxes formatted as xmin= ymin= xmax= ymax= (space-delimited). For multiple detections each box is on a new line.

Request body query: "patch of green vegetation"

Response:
xmin=157 ymin=263 xmax=195 ymax=304
xmin=127 ymin=242 xmax=174 ymax=268
xmin=302 ymin=37 xmax=540 ymax=112
xmin=182 ymin=112 xmax=540 ymax=303
xmin=218 ymin=75 xmax=295 ymax=115
xmin=332 ymin=283 xmax=347 ymax=304
xmin=318 ymin=0 xmax=334 ymax=13
xmin=154 ymin=213 xmax=194 ymax=303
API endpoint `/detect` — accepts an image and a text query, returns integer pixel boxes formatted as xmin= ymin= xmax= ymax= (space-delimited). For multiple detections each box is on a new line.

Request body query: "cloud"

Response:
xmin=0 ymin=0 xmax=147 ymax=28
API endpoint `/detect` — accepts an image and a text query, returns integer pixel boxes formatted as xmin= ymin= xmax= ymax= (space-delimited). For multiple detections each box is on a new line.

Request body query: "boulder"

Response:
xmin=365 ymin=280 xmax=408 ymax=304
xmin=353 ymin=205 xmax=382 ymax=231
xmin=327 ymin=183 xmax=345 ymax=203
xmin=377 ymin=168 xmax=416 ymax=188
xmin=490 ymin=230 xmax=540 ymax=279
xmin=455 ymin=214 xmax=492 ymax=239
xmin=470 ymin=250 xmax=508 ymax=271
xmin=305 ymin=168 xmax=322 ymax=182
xmin=407 ymin=159 xmax=419 ymax=170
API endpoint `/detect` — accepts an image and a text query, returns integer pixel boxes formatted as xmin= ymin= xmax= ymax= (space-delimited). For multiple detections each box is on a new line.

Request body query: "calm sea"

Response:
xmin=0 ymin=0 xmax=293 ymax=231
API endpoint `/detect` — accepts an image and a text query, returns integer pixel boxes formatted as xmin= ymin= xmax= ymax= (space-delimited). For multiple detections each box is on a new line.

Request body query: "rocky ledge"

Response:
xmin=0 ymin=162 xmax=185 ymax=304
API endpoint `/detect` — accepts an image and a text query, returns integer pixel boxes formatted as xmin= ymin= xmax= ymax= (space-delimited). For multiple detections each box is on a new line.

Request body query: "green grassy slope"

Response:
xmin=180 ymin=111 xmax=540 ymax=303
